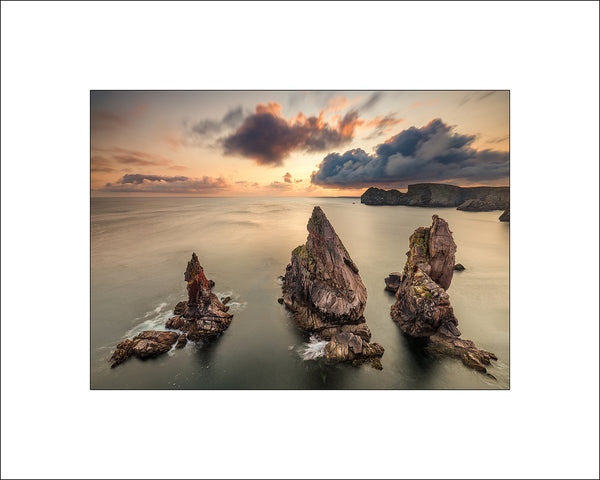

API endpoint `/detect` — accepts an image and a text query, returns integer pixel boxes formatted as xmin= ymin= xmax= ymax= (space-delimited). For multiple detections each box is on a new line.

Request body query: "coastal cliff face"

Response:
xmin=282 ymin=206 xmax=384 ymax=365
xmin=361 ymin=183 xmax=509 ymax=209
xmin=390 ymin=215 xmax=497 ymax=374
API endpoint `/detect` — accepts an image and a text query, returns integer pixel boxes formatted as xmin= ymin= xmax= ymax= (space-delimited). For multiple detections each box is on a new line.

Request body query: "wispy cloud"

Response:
xmin=91 ymin=147 xmax=187 ymax=172
xmin=186 ymin=106 xmax=244 ymax=138
xmin=363 ymin=114 xmax=405 ymax=139
xmin=91 ymin=103 xmax=148 ymax=132
xmin=410 ymin=99 xmax=440 ymax=108
xmin=458 ymin=91 xmax=498 ymax=106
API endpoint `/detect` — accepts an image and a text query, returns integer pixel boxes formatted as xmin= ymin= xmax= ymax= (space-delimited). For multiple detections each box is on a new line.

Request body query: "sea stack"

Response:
xmin=165 ymin=253 xmax=233 ymax=342
xmin=282 ymin=206 xmax=384 ymax=366
xmin=110 ymin=253 xmax=233 ymax=368
xmin=390 ymin=215 xmax=497 ymax=374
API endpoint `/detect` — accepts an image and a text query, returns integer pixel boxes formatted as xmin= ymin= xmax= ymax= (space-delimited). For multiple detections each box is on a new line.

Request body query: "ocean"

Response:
xmin=91 ymin=196 xmax=509 ymax=389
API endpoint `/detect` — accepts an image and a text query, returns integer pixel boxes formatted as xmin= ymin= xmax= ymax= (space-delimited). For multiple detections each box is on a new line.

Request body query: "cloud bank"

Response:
xmin=101 ymin=174 xmax=230 ymax=193
xmin=310 ymin=119 xmax=509 ymax=188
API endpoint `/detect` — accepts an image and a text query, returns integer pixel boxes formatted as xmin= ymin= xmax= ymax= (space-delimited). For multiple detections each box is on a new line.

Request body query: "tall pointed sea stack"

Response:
xmin=282 ymin=206 xmax=384 ymax=365
xmin=390 ymin=215 xmax=497 ymax=373
xmin=165 ymin=253 xmax=233 ymax=342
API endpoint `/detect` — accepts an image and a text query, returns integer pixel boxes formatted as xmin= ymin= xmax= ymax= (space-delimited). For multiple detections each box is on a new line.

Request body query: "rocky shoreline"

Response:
xmin=281 ymin=206 xmax=384 ymax=367
xmin=361 ymin=183 xmax=509 ymax=210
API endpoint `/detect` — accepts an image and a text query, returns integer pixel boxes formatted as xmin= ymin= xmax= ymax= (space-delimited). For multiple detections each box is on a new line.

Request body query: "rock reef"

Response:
xmin=390 ymin=215 xmax=497 ymax=374
xmin=361 ymin=183 xmax=509 ymax=209
xmin=110 ymin=253 xmax=232 ymax=368
xmin=165 ymin=253 xmax=233 ymax=342
xmin=110 ymin=330 xmax=180 ymax=368
xmin=282 ymin=206 xmax=384 ymax=366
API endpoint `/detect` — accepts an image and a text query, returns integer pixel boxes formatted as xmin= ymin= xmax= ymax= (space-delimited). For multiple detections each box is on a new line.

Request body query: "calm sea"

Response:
xmin=91 ymin=196 xmax=509 ymax=389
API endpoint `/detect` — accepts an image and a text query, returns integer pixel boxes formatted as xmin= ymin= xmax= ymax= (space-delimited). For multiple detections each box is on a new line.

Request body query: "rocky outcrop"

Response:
xmin=282 ymin=206 xmax=384 ymax=366
xmin=110 ymin=330 xmax=180 ymax=368
xmin=499 ymin=201 xmax=510 ymax=222
xmin=457 ymin=199 xmax=498 ymax=211
xmin=165 ymin=253 xmax=233 ymax=342
xmin=454 ymin=263 xmax=465 ymax=271
xmin=361 ymin=183 xmax=509 ymax=209
xmin=390 ymin=215 xmax=497 ymax=374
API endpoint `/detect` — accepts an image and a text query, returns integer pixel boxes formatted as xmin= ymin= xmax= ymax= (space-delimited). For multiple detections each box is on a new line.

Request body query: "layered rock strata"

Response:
xmin=282 ymin=206 xmax=384 ymax=366
xmin=390 ymin=215 xmax=497 ymax=374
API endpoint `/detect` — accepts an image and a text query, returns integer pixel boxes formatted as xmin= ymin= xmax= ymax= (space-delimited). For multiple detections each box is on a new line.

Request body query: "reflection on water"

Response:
xmin=91 ymin=197 xmax=509 ymax=389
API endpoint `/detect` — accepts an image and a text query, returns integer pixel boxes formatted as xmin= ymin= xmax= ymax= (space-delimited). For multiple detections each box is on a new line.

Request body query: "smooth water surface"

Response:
xmin=91 ymin=197 xmax=509 ymax=389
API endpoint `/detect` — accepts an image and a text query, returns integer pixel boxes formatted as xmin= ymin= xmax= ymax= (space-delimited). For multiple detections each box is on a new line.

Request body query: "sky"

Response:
xmin=90 ymin=90 xmax=509 ymax=197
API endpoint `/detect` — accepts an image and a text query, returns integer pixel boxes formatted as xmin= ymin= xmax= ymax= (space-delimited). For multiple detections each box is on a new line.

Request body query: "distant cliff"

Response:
xmin=361 ymin=183 xmax=509 ymax=209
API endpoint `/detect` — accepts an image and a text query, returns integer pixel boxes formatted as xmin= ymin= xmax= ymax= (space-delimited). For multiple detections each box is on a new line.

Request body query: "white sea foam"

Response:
xmin=124 ymin=302 xmax=172 ymax=338
xmin=215 ymin=291 xmax=247 ymax=312
xmin=299 ymin=335 xmax=328 ymax=360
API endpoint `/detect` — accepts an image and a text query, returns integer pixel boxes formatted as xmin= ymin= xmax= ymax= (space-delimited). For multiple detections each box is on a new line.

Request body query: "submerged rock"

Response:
xmin=384 ymin=272 xmax=402 ymax=293
xmin=166 ymin=253 xmax=233 ymax=342
xmin=390 ymin=215 xmax=497 ymax=374
xmin=499 ymin=201 xmax=510 ymax=222
xmin=282 ymin=206 xmax=384 ymax=364
xmin=110 ymin=330 xmax=180 ymax=368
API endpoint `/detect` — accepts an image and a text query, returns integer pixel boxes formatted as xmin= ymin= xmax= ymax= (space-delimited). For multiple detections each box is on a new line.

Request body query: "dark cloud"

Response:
xmin=310 ymin=118 xmax=509 ymax=189
xmin=283 ymin=172 xmax=293 ymax=183
xmin=188 ymin=106 xmax=244 ymax=137
xmin=222 ymin=103 xmax=362 ymax=166
xmin=99 ymin=174 xmax=230 ymax=193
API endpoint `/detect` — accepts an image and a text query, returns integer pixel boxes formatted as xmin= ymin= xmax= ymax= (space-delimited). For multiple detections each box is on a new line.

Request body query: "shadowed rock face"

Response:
xmin=166 ymin=253 xmax=233 ymax=342
xmin=282 ymin=206 xmax=384 ymax=366
xmin=390 ymin=215 xmax=497 ymax=374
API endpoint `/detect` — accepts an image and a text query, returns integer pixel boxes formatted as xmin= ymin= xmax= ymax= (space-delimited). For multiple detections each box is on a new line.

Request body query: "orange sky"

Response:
xmin=91 ymin=91 xmax=509 ymax=197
